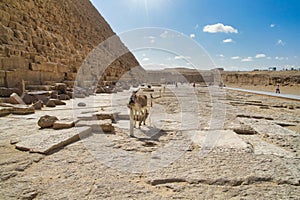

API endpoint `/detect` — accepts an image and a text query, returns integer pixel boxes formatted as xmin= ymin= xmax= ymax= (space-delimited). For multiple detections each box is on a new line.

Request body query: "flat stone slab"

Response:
xmin=76 ymin=119 xmax=114 ymax=133
xmin=189 ymin=130 xmax=252 ymax=152
xmin=238 ymin=118 xmax=298 ymax=136
xmin=244 ymin=135 xmax=296 ymax=158
xmin=15 ymin=126 xmax=92 ymax=154
xmin=27 ymin=91 xmax=50 ymax=95
xmin=0 ymin=107 xmax=12 ymax=117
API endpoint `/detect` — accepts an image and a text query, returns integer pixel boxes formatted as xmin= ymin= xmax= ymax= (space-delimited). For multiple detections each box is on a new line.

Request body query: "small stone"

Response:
xmin=77 ymin=102 xmax=86 ymax=107
xmin=9 ymin=93 xmax=25 ymax=104
xmin=38 ymin=115 xmax=58 ymax=128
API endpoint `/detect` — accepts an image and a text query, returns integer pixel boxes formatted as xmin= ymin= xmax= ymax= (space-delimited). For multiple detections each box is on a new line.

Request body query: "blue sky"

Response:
xmin=90 ymin=0 xmax=300 ymax=71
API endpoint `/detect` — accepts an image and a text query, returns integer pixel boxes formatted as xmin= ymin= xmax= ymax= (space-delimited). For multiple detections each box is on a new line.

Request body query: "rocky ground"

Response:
xmin=0 ymin=84 xmax=299 ymax=199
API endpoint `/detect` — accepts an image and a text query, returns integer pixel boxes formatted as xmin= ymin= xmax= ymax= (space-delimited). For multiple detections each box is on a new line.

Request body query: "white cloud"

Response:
xmin=174 ymin=55 xmax=191 ymax=60
xmin=190 ymin=34 xmax=195 ymax=38
xmin=223 ymin=38 xmax=233 ymax=43
xmin=203 ymin=23 xmax=238 ymax=33
xmin=219 ymin=54 xmax=225 ymax=58
xmin=142 ymin=57 xmax=150 ymax=61
xmin=231 ymin=56 xmax=240 ymax=60
xmin=276 ymin=39 xmax=285 ymax=46
xmin=275 ymin=56 xmax=284 ymax=60
xmin=241 ymin=57 xmax=253 ymax=62
xmin=270 ymin=24 xmax=276 ymax=28
xmin=255 ymin=54 xmax=266 ymax=58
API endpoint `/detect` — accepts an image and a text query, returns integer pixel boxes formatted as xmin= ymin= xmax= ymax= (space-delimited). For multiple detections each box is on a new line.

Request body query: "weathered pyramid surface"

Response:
xmin=0 ymin=0 xmax=144 ymax=89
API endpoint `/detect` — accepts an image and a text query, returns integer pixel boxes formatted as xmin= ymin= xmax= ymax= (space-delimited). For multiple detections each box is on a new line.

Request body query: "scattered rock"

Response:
xmin=233 ymin=124 xmax=257 ymax=135
xmin=20 ymin=188 xmax=38 ymax=200
xmin=76 ymin=119 xmax=114 ymax=133
xmin=51 ymin=99 xmax=66 ymax=106
xmin=0 ymin=87 xmax=21 ymax=97
xmin=58 ymin=94 xmax=70 ymax=100
xmin=53 ymin=83 xmax=67 ymax=94
xmin=50 ymin=91 xmax=58 ymax=99
xmin=35 ymin=94 xmax=50 ymax=104
xmin=21 ymin=93 xmax=36 ymax=105
xmin=38 ymin=115 xmax=58 ymax=128
xmin=33 ymin=100 xmax=43 ymax=110
xmin=66 ymin=91 xmax=74 ymax=99
xmin=53 ymin=120 xmax=75 ymax=129
xmin=77 ymin=102 xmax=86 ymax=107
xmin=46 ymin=100 xmax=56 ymax=107
xmin=9 ymin=93 xmax=25 ymax=105
xmin=95 ymin=111 xmax=116 ymax=120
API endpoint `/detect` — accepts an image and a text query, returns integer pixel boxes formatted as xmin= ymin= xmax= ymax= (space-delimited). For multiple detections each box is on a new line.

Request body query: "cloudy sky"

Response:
xmin=90 ymin=0 xmax=300 ymax=71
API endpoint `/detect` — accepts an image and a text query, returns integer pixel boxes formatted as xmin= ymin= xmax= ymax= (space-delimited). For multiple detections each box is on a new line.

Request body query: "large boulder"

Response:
xmin=38 ymin=115 xmax=58 ymax=128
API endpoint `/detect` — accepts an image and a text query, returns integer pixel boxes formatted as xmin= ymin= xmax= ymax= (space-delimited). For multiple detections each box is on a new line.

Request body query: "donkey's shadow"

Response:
xmin=132 ymin=126 xmax=166 ymax=142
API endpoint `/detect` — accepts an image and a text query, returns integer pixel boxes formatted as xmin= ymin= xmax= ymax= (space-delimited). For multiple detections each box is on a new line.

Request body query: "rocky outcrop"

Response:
xmin=0 ymin=0 xmax=144 ymax=91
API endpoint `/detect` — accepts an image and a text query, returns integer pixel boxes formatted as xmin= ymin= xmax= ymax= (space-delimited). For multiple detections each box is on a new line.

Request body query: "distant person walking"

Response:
xmin=275 ymin=84 xmax=280 ymax=94
xmin=192 ymin=82 xmax=196 ymax=88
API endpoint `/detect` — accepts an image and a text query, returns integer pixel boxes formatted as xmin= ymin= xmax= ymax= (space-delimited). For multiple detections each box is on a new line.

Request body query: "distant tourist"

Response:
xmin=192 ymin=82 xmax=196 ymax=88
xmin=275 ymin=84 xmax=280 ymax=94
